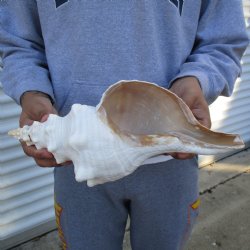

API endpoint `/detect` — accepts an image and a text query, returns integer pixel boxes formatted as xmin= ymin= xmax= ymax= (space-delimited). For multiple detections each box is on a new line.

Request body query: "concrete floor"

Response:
xmin=10 ymin=148 xmax=250 ymax=250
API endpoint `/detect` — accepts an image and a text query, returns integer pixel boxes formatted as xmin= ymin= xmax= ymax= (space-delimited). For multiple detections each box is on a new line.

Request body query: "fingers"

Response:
xmin=21 ymin=142 xmax=53 ymax=158
xmin=21 ymin=91 xmax=58 ymax=122
xmin=34 ymin=158 xmax=59 ymax=168
xmin=21 ymin=142 xmax=71 ymax=167
xmin=34 ymin=158 xmax=72 ymax=168
xmin=19 ymin=114 xmax=61 ymax=167
xmin=40 ymin=114 xmax=50 ymax=122
xmin=192 ymin=105 xmax=211 ymax=129
xmin=168 ymin=77 xmax=212 ymax=160
xmin=20 ymin=111 xmax=34 ymax=127
xmin=34 ymin=158 xmax=71 ymax=168
xmin=21 ymin=142 xmax=55 ymax=168
xmin=169 ymin=152 xmax=195 ymax=160
xmin=18 ymin=92 xmax=62 ymax=167
xmin=178 ymin=89 xmax=211 ymax=129
xmin=19 ymin=104 xmax=55 ymax=127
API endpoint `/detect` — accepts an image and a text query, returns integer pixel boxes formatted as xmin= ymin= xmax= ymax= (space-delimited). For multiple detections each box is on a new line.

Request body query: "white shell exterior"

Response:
xmin=9 ymin=80 xmax=245 ymax=186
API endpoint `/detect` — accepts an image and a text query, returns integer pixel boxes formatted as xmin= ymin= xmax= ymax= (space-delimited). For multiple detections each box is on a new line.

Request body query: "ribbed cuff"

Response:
xmin=1 ymin=69 xmax=55 ymax=105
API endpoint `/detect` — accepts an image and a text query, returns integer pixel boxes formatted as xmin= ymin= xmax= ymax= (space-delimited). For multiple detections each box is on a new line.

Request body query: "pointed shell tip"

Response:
xmin=8 ymin=128 xmax=20 ymax=138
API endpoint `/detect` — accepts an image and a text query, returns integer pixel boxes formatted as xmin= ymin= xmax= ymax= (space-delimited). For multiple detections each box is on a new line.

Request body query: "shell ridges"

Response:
xmin=8 ymin=80 xmax=245 ymax=186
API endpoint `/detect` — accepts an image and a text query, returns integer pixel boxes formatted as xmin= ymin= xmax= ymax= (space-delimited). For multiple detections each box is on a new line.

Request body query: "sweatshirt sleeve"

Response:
xmin=171 ymin=1 xmax=249 ymax=104
xmin=0 ymin=1 xmax=55 ymax=105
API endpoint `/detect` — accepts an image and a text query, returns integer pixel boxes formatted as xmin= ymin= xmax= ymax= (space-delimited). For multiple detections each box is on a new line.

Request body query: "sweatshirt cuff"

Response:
xmin=1 ymin=72 xmax=55 ymax=105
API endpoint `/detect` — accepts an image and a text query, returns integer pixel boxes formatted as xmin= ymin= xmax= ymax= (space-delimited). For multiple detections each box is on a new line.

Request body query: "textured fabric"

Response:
xmin=0 ymin=0 xmax=248 ymax=107
xmin=54 ymin=158 xmax=199 ymax=250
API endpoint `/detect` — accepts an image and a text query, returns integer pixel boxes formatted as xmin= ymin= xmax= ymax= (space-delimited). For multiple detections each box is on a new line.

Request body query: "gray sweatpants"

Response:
xmin=54 ymin=158 xmax=199 ymax=250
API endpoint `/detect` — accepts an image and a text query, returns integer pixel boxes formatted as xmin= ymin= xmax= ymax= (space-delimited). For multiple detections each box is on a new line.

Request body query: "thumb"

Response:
xmin=21 ymin=92 xmax=57 ymax=122
xmin=20 ymin=112 xmax=34 ymax=127
xmin=40 ymin=114 xmax=50 ymax=123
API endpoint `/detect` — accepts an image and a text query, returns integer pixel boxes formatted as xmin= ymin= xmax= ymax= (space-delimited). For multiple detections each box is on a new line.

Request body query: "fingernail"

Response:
xmin=41 ymin=114 xmax=49 ymax=123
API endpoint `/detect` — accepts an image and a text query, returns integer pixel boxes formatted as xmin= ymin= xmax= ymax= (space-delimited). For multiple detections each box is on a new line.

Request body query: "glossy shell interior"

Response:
xmin=98 ymin=80 xmax=244 ymax=149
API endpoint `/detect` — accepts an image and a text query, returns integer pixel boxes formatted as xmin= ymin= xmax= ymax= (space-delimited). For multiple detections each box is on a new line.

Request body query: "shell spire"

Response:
xmin=8 ymin=125 xmax=35 ymax=146
xmin=8 ymin=128 xmax=22 ymax=139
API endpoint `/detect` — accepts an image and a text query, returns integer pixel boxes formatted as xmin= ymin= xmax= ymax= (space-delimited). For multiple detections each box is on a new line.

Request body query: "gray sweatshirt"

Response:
xmin=0 ymin=0 xmax=248 ymax=114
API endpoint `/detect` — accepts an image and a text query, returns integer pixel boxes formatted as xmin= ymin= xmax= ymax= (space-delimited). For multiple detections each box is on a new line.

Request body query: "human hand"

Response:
xmin=169 ymin=76 xmax=211 ymax=160
xmin=20 ymin=91 xmax=71 ymax=167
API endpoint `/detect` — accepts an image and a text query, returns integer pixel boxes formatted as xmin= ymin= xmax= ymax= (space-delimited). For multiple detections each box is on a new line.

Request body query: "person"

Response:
xmin=0 ymin=1 xmax=248 ymax=249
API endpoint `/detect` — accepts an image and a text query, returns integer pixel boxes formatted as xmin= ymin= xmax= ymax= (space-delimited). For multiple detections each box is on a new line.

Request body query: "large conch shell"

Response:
xmin=8 ymin=80 xmax=244 ymax=186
